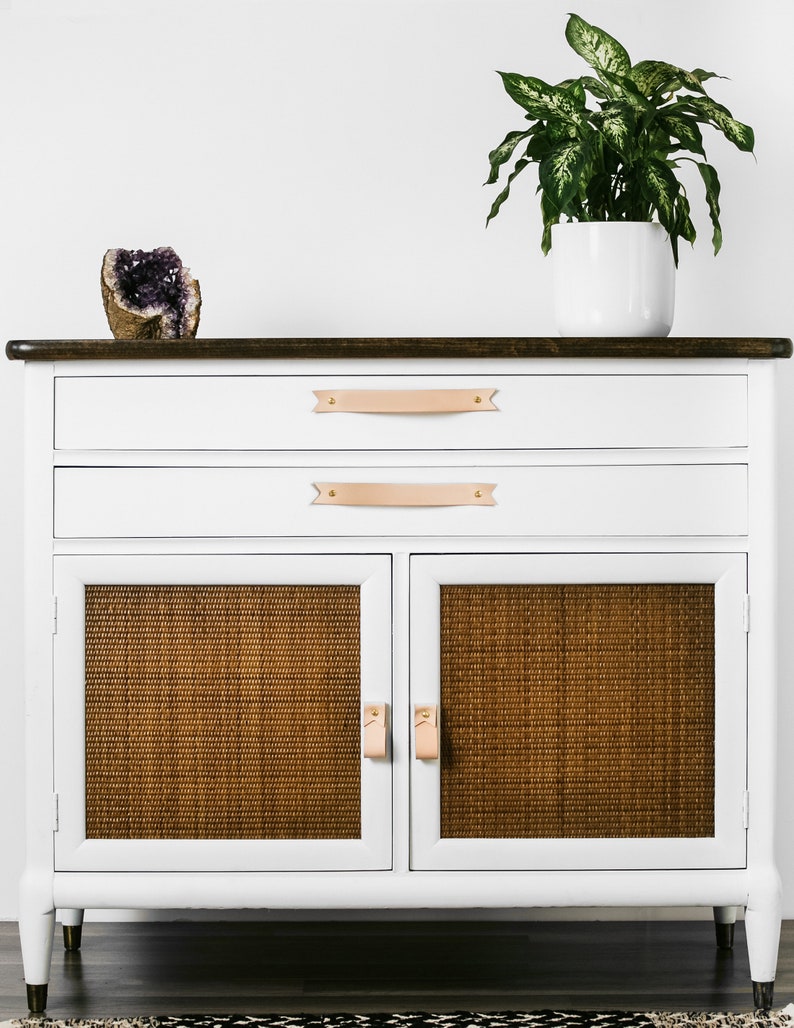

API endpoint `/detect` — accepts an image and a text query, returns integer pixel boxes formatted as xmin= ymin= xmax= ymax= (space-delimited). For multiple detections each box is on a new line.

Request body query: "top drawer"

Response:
xmin=53 ymin=374 xmax=748 ymax=451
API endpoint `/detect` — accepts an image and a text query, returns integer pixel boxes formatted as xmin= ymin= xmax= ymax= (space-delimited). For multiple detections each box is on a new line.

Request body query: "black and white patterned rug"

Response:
xmin=7 ymin=1011 xmax=794 ymax=1028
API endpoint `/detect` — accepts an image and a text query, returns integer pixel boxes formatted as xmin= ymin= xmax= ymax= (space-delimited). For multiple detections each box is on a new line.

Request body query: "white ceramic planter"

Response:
xmin=551 ymin=221 xmax=676 ymax=337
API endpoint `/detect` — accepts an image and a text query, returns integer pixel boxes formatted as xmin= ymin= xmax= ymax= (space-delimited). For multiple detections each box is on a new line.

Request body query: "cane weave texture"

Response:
xmin=439 ymin=584 xmax=715 ymax=839
xmin=84 ymin=584 xmax=362 ymax=840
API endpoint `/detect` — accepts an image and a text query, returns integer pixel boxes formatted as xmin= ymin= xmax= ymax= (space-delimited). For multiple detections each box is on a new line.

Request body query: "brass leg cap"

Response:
xmin=26 ymin=982 xmax=48 ymax=1014
xmin=63 ymin=924 xmax=83 ymax=951
xmin=715 ymin=921 xmax=735 ymax=951
xmin=753 ymin=980 xmax=775 ymax=1011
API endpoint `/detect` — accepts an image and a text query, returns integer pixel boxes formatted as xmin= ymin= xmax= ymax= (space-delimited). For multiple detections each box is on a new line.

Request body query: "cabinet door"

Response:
xmin=54 ymin=554 xmax=392 ymax=872
xmin=409 ymin=552 xmax=747 ymax=871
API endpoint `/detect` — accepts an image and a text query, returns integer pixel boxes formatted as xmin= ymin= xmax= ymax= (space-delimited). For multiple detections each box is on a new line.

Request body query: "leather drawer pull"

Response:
xmin=414 ymin=704 xmax=438 ymax=759
xmin=313 ymin=388 xmax=497 ymax=413
xmin=312 ymin=483 xmax=496 ymax=507
xmin=363 ymin=703 xmax=388 ymax=758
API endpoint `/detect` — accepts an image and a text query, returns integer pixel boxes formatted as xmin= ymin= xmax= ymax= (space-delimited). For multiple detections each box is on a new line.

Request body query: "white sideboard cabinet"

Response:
xmin=7 ymin=336 xmax=792 ymax=1013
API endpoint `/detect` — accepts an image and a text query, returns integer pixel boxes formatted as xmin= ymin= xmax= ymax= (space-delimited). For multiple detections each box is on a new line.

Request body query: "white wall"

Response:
xmin=1 ymin=0 xmax=792 ymax=920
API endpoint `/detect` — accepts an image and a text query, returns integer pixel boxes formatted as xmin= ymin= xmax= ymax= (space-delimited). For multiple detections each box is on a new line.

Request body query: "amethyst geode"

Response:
xmin=101 ymin=246 xmax=201 ymax=339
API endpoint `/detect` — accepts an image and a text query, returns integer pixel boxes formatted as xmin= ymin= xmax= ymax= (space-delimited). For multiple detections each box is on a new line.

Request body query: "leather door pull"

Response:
xmin=414 ymin=704 xmax=438 ymax=759
xmin=363 ymin=703 xmax=387 ymax=758
xmin=313 ymin=483 xmax=496 ymax=507
xmin=313 ymin=389 xmax=497 ymax=413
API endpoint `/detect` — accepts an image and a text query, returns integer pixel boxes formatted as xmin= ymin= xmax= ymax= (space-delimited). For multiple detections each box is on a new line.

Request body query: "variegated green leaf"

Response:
xmin=546 ymin=119 xmax=576 ymax=145
xmin=631 ymin=60 xmax=678 ymax=97
xmin=657 ymin=113 xmax=705 ymax=155
xmin=485 ymin=129 xmax=533 ymax=185
xmin=697 ymin=162 xmax=723 ymax=253
xmin=565 ymin=13 xmax=631 ymax=80
xmin=485 ymin=157 xmax=530 ymax=226
xmin=538 ymin=139 xmax=590 ymax=212
xmin=612 ymin=71 xmax=654 ymax=111
xmin=665 ymin=193 xmax=694 ymax=265
xmin=631 ymin=60 xmax=709 ymax=98
xmin=592 ymin=101 xmax=636 ymax=159
xmin=675 ymin=192 xmax=697 ymax=245
xmin=596 ymin=67 xmax=653 ymax=113
xmin=691 ymin=68 xmax=723 ymax=85
xmin=637 ymin=156 xmax=680 ymax=231
xmin=579 ymin=75 xmax=612 ymax=101
xmin=686 ymin=96 xmax=755 ymax=151
xmin=524 ymin=131 xmax=555 ymax=161
xmin=540 ymin=192 xmax=561 ymax=255
xmin=564 ymin=78 xmax=587 ymax=108
xmin=498 ymin=71 xmax=587 ymax=126
xmin=673 ymin=67 xmax=712 ymax=95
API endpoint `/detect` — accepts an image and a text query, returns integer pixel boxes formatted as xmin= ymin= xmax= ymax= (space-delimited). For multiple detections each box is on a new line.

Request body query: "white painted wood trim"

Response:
xmin=52 ymin=868 xmax=757 ymax=912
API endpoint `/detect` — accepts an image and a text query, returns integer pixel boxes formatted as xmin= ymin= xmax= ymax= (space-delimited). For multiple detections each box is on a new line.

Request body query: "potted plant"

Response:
xmin=485 ymin=13 xmax=755 ymax=336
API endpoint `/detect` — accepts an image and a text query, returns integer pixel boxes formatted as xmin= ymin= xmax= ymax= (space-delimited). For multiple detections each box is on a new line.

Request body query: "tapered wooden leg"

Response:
xmin=20 ymin=920 xmax=53 ymax=1011
xmin=61 ymin=908 xmax=85 ymax=951
xmin=745 ymin=872 xmax=782 ymax=1012
xmin=19 ymin=873 xmax=55 ymax=1013
xmin=713 ymin=905 xmax=737 ymax=951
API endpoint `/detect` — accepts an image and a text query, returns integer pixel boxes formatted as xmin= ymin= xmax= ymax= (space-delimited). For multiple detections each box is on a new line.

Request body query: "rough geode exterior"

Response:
xmin=101 ymin=247 xmax=201 ymax=339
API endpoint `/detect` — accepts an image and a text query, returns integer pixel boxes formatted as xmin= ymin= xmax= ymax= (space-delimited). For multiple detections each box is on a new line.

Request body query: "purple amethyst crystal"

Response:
xmin=101 ymin=246 xmax=201 ymax=339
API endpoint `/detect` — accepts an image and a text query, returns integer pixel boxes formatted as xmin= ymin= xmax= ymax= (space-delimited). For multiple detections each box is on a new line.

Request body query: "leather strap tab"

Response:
xmin=313 ymin=388 xmax=497 ymax=413
xmin=363 ymin=703 xmax=387 ymax=758
xmin=414 ymin=704 xmax=438 ymax=759
xmin=312 ymin=482 xmax=496 ymax=507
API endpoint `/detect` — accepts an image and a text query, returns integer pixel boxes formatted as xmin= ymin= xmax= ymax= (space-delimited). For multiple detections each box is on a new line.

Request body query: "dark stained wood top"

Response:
xmin=6 ymin=337 xmax=793 ymax=361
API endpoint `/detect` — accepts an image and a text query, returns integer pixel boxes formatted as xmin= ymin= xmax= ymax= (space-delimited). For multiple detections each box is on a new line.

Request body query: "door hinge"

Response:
xmin=52 ymin=596 xmax=58 ymax=635
xmin=52 ymin=793 xmax=60 ymax=832
xmin=742 ymin=595 xmax=751 ymax=632
xmin=742 ymin=790 xmax=750 ymax=829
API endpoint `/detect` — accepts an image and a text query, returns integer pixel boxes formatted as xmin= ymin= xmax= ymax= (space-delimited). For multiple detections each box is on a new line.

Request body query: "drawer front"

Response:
xmin=54 ymin=374 xmax=748 ymax=451
xmin=54 ymin=464 xmax=748 ymax=538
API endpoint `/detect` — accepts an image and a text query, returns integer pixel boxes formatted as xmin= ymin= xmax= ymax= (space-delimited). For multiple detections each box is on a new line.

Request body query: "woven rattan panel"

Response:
xmin=84 ymin=584 xmax=361 ymax=840
xmin=439 ymin=584 xmax=715 ymax=839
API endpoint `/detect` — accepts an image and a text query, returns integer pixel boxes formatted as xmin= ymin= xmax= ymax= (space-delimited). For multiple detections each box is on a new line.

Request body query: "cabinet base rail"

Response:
xmin=48 ymin=867 xmax=769 ymax=910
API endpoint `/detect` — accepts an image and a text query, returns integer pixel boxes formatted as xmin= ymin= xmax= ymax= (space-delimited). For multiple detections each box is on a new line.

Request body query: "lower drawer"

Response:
xmin=54 ymin=464 xmax=748 ymax=537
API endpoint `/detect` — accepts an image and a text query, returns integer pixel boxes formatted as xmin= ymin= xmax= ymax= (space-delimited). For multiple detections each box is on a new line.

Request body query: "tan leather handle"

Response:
xmin=312 ymin=483 xmax=496 ymax=507
xmin=363 ymin=703 xmax=387 ymax=758
xmin=313 ymin=388 xmax=497 ymax=413
xmin=414 ymin=704 xmax=438 ymax=759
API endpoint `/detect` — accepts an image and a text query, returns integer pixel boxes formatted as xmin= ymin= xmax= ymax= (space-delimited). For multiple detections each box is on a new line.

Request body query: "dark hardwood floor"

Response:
xmin=1 ymin=919 xmax=792 ymax=1020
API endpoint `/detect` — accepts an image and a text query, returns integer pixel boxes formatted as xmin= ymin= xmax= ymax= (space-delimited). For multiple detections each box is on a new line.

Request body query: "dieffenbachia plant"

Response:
xmin=485 ymin=13 xmax=755 ymax=264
